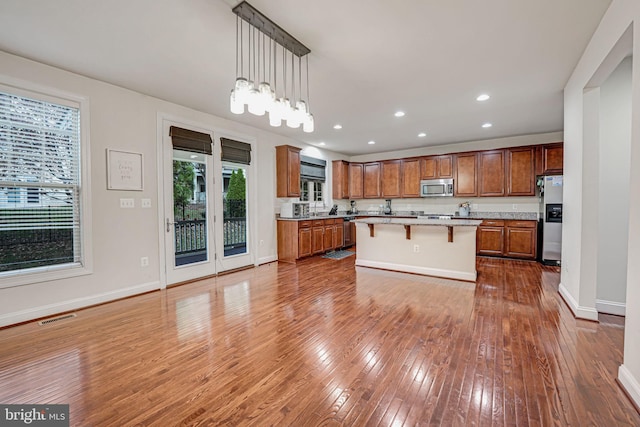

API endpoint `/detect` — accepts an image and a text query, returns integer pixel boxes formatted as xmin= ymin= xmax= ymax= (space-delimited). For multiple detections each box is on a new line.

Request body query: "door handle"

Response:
xmin=166 ymin=218 xmax=176 ymax=232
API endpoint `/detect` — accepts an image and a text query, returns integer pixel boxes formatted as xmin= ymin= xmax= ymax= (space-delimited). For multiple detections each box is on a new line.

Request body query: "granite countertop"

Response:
xmin=353 ymin=217 xmax=483 ymax=227
xmin=277 ymin=211 xmax=538 ymax=221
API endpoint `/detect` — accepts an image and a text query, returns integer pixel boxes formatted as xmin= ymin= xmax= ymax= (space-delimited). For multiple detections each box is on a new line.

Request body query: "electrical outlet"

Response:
xmin=140 ymin=256 xmax=149 ymax=267
xmin=512 ymin=204 xmax=518 ymax=210
xmin=413 ymin=244 xmax=420 ymax=253
xmin=472 ymin=204 xmax=478 ymax=210
xmin=141 ymin=198 xmax=152 ymax=208
xmin=120 ymin=198 xmax=134 ymax=208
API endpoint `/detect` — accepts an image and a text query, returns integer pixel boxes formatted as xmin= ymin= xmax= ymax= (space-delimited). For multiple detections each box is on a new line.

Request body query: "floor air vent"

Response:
xmin=38 ymin=313 xmax=77 ymax=326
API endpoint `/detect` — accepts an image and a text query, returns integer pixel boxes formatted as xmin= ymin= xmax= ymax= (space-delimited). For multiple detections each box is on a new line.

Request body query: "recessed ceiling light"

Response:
xmin=482 ymin=123 xmax=493 ymax=128
xmin=333 ymin=124 xmax=342 ymax=130
xmin=318 ymin=142 xmax=326 ymax=146
xmin=418 ymin=132 xmax=427 ymax=138
xmin=476 ymin=94 xmax=490 ymax=101
xmin=368 ymin=140 xmax=376 ymax=145
xmin=394 ymin=111 xmax=405 ymax=117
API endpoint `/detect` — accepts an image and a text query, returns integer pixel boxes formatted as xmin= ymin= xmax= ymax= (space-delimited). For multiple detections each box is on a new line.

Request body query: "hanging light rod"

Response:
xmin=232 ymin=1 xmax=310 ymax=57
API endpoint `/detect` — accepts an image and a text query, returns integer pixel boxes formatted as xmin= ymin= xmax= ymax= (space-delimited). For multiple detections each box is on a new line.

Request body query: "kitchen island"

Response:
xmin=354 ymin=217 xmax=482 ymax=281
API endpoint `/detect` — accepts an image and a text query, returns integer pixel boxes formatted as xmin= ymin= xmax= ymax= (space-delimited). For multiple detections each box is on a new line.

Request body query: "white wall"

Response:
xmin=596 ymin=57 xmax=632 ymax=315
xmin=563 ymin=0 xmax=640 ymax=408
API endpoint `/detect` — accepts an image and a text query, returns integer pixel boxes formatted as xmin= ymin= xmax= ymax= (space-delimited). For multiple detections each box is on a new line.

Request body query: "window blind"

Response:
xmin=170 ymin=126 xmax=213 ymax=155
xmin=221 ymin=138 xmax=251 ymax=165
xmin=300 ymin=155 xmax=326 ymax=181
xmin=0 ymin=91 xmax=82 ymax=272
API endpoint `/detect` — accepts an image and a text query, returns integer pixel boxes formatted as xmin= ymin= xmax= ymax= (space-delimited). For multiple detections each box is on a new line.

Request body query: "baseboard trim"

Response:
xmin=0 ymin=281 xmax=161 ymax=328
xmin=595 ymin=299 xmax=626 ymax=316
xmin=355 ymin=259 xmax=476 ymax=282
xmin=618 ymin=364 xmax=640 ymax=411
xmin=558 ymin=283 xmax=599 ymax=321
xmin=257 ymin=255 xmax=278 ymax=265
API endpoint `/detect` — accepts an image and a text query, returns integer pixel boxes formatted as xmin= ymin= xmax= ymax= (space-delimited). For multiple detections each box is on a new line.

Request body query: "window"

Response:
xmin=0 ymin=89 xmax=83 ymax=276
xmin=300 ymin=180 xmax=324 ymax=202
xmin=299 ymin=155 xmax=326 ymax=204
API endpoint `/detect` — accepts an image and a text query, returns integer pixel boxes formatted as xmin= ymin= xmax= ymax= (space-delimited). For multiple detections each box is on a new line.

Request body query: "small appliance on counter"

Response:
xmin=383 ymin=199 xmax=392 ymax=215
xmin=328 ymin=204 xmax=338 ymax=215
xmin=348 ymin=200 xmax=358 ymax=214
xmin=280 ymin=202 xmax=310 ymax=218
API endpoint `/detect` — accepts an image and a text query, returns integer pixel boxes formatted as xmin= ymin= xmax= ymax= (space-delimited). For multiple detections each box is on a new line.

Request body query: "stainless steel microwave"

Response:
xmin=420 ymin=178 xmax=454 ymax=197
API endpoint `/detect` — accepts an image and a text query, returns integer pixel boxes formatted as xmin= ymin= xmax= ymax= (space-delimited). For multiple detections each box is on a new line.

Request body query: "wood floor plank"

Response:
xmin=0 ymin=256 xmax=639 ymax=426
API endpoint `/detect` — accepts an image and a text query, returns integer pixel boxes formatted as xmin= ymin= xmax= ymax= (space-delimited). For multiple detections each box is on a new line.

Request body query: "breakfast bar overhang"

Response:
xmin=354 ymin=217 xmax=483 ymax=281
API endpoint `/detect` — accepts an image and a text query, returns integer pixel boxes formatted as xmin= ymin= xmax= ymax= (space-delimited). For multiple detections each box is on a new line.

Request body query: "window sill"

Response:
xmin=0 ymin=263 xmax=92 ymax=289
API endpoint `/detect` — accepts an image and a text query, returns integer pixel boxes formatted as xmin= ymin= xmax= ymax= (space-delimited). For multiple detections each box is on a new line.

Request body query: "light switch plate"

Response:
xmin=120 ymin=198 xmax=134 ymax=208
xmin=141 ymin=198 xmax=152 ymax=208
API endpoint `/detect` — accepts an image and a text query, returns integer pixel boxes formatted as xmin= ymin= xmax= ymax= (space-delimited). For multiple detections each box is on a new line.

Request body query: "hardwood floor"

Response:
xmin=1 ymin=256 xmax=638 ymax=426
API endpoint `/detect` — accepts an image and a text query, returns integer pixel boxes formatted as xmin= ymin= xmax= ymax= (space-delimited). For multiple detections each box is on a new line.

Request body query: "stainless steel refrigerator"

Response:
xmin=539 ymin=175 xmax=563 ymax=265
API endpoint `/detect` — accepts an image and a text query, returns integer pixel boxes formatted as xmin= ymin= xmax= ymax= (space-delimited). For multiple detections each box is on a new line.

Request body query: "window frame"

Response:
xmin=0 ymin=78 xmax=93 ymax=289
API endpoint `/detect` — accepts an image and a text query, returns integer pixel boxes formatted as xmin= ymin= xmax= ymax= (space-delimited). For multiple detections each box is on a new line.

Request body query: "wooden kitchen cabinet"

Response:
xmin=454 ymin=153 xmax=478 ymax=197
xmin=277 ymin=218 xmax=346 ymax=262
xmin=312 ymin=220 xmax=325 ymax=254
xmin=478 ymin=150 xmax=506 ymax=197
xmin=381 ymin=160 xmax=402 ymax=198
xmin=505 ymin=220 xmax=537 ymax=259
xmin=363 ymin=162 xmax=381 ymax=198
xmin=401 ymin=158 xmax=421 ymax=197
xmin=276 ymin=145 xmax=301 ymax=198
xmin=541 ymin=143 xmax=563 ymax=175
xmin=298 ymin=224 xmax=312 ymax=258
xmin=349 ymin=163 xmax=364 ymax=199
xmin=420 ymin=155 xmax=453 ymax=179
xmin=477 ymin=220 xmax=505 ymax=256
xmin=507 ymin=147 xmax=536 ymax=196
xmin=334 ymin=218 xmax=344 ymax=249
xmin=332 ymin=160 xmax=350 ymax=199
xmin=476 ymin=219 xmax=537 ymax=260
xmin=323 ymin=220 xmax=335 ymax=252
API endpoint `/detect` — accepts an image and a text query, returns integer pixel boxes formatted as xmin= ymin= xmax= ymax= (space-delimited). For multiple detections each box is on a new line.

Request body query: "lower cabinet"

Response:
xmin=476 ymin=220 xmax=505 ymax=256
xmin=477 ymin=219 xmax=537 ymax=260
xmin=277 ymin=218 xmax=345 ymax=262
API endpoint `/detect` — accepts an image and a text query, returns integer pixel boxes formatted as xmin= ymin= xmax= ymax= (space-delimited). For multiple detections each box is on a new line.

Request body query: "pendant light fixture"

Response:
xmin=230 ymin=1 xmax=314 ymax=132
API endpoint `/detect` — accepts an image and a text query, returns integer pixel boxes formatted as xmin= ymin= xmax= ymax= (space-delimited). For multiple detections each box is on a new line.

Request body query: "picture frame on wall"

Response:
xmin=106 ymin=149 xmax=144 ymax=191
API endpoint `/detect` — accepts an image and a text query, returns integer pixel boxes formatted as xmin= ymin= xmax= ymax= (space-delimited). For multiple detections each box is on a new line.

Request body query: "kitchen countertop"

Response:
xmin=354 ymin=217 xmax=482 ymax=227
xmin=276 ymin=211 xmax=538 ymax=221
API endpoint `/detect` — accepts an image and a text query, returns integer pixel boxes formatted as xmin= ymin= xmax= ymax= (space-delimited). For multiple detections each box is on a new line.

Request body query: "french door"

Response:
xmin=161 ymin=120 xmax=216 ymax=285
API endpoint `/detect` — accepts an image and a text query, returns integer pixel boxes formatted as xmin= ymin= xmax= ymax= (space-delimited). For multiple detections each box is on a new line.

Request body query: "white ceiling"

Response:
xmin=0 ymin=0 xmax=612 ymax=155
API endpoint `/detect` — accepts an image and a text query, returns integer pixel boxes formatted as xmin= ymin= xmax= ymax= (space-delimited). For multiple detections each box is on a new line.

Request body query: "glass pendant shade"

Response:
xmin=233 ymin=78 xmax=250 ymax=105
xmin=295 ymin=100 xmax=308 ymax=123
xmin=269 ymin=108 xmax=282 ymax=127
xmin=230 ymin=90 xmax=244 ymax=114
xmin=303 ymin=113 xmax=314 ymax=133
xmin=258 ymin=82 xmax=275 ymax=112
xmin=247 ymin=87 xmax=265 ymax=116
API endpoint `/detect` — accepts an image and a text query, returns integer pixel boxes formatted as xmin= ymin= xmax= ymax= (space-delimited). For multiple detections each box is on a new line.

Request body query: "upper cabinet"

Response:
xmin=332 ymin=160 xmax=350 ymax=199
xmin=541 ymin=142 xmax=563 ymax=175
xmin=507 ymin=147 xmax=536 ymax=196
xmin=478 ymin=150 xmax=506 ymax=197
xmin=276 ymin=145 xmax=301 ymax=198
xmin=348 ymin=163 xmax=364 ymax=199
xmin=421 ymin=155 xmax=453 ymax=179
xmin=401 ymin=158 xmax=421 ymax=197
xmin=454 ymin=152 xmax=478 ymax=197
xmin=329 ymin=143 xmax=560 ymax=201
xmin=381 ymin=160 xmax=402 ymax=198
xmin=363 ymin=162 xmax=381 ymax=198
